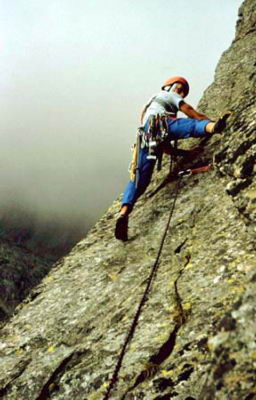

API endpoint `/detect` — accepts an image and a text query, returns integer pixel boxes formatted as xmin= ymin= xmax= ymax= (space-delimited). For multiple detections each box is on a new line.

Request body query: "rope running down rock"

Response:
xmin=103 ymin=174 xmax=183 ymax=400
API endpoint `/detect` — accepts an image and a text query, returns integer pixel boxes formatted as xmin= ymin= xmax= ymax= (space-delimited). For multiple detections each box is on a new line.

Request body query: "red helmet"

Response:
xmin=161 ymin=76 xmax=189 ymax=96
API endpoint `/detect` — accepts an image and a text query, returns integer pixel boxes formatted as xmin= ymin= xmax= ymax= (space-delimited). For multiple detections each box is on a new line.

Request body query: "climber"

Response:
xmin=115 ymin=76 xmax=230 ymax=241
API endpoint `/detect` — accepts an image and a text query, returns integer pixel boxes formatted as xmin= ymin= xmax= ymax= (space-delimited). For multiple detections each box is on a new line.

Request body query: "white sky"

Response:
xmin=0 ymin=0 xmax=242 ymax=230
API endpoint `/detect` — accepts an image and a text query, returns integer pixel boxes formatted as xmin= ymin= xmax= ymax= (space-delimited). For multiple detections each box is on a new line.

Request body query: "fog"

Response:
xmin=0 ymin=0 xmax=242 ymax=253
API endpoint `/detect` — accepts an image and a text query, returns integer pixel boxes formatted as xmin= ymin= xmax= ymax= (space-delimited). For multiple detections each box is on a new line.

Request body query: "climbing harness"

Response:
xmin=131 ymin=114 xmax=177 ymax=187
xmin=130 ymin=115 xmax=172 ymax=187
xmin=144 ymin=114 xmax=169 ymax=170
xmin=103 ymin=173 xmax=183 ymax=400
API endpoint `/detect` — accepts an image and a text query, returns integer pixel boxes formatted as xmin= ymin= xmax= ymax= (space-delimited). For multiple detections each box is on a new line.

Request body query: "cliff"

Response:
xmin=0 ymin=0 xmax=255 ymax=399
xmin=0 ymin=237 xmax=53 ymax=323
xmin=0 ymin=200 xmax=86 ymax=321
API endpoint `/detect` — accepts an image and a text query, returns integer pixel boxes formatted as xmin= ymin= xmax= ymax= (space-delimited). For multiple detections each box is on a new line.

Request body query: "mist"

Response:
xmin=0 ymin=0 xmax=242 ymax=255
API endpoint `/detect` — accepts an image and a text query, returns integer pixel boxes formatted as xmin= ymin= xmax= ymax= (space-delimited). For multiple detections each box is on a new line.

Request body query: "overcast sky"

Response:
xmin=0 ymin=0 xmax=242 ymax=236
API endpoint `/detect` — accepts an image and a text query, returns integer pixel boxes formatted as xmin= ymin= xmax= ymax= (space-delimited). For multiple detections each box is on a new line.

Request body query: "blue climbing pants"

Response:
xmin=122 ymin=118 xmax=210 ymax=209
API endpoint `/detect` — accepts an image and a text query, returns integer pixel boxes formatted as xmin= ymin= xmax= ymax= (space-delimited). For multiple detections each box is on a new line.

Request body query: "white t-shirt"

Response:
xmin=142 ymin=90 xmax=184 ymax=125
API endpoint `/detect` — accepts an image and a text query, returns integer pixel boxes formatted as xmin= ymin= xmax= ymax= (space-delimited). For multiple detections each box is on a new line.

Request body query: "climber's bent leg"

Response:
xmin=167 ymin=118 xmax=211 ymax=139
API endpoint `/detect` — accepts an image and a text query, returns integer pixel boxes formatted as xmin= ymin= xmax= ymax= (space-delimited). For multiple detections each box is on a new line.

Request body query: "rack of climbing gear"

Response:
xmin=131 ymin=115 xmax=178 ymax=188
xmin=143 ymin=114 xmax=169 ymax=171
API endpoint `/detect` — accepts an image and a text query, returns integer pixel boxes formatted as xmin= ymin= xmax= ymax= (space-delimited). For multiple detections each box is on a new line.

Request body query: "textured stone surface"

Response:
xmin=0 ymin=238 xmax=52 ymax=322
xmin=0 ymin=0 xmax=255 ymax=399
xmin=198 ymin=0 xmax=256 ymax=239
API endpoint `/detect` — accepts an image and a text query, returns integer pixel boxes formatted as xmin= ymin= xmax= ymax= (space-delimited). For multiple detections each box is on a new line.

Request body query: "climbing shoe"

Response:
xmin=213 ymin=112 xmax=231 ymax=134
xmin=115 ymin=215 xmax=129 ymax=241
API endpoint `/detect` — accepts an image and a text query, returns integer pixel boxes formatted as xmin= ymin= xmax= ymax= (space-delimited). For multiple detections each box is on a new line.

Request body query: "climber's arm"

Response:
xmin=180 ymin=101 xmax=211 ymax=120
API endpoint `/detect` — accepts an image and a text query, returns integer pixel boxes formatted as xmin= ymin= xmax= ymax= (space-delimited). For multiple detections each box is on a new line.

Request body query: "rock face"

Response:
xmin=0 ymin=205 xmax=86 ymax=322
xmin=0 ymin=1 xmax=255 ymax=399
xmin=0 ymin=237 xmax=53 ymax=322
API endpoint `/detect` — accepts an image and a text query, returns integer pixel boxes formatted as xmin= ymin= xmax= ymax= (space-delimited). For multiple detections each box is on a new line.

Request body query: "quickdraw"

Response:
xmin=178 ymin=164 xmax=214 ymax=177
xmin=148 ymin=164 xmax=214 ymax=200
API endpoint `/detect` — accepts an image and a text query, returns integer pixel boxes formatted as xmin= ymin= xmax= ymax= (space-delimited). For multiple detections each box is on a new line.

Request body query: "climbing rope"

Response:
xmin=119 ymin=254 xmax=191 ymax=400
xmin=103 ymin=173 xmax=182 ymax=400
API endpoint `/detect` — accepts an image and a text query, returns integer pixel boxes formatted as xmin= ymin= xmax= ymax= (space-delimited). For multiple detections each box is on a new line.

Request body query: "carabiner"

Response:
xmin=178 ymin=169 xmax=192 ymax=177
